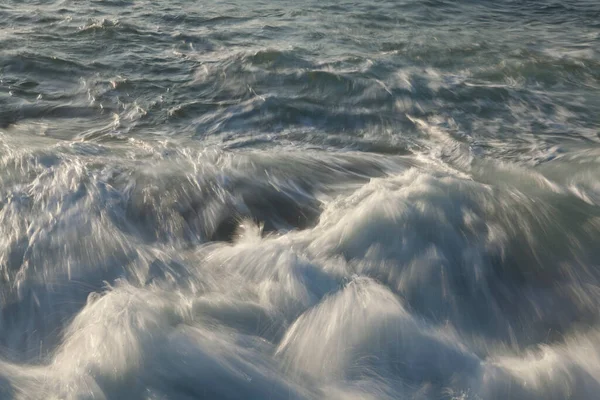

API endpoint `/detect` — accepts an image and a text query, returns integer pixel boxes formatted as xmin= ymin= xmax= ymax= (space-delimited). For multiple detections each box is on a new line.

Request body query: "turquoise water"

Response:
xmin=1 ymin=1 xmax=600 ymax=399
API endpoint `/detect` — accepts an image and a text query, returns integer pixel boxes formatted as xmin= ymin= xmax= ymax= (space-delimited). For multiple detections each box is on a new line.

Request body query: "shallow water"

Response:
xmin=1 ymin=0 xmax=600 ymax=399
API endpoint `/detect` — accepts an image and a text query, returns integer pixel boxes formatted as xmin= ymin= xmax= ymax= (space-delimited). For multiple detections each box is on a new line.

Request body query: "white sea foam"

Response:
xmin=2 ymin=136 xmax=600 ymax=398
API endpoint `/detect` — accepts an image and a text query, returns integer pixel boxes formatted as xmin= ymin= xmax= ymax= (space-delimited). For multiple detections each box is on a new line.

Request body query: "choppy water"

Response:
xmin=1 ymin=0 xmax=600 ymax=399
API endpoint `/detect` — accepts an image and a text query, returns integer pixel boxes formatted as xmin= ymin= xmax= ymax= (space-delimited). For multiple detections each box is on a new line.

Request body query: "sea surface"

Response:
xmin=1 ymin=1 xmax=600 ymax=399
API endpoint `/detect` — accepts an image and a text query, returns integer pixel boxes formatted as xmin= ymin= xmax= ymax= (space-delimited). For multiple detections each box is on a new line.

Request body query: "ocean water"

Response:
xmin=1 ymin=0 xmax=600 ymax=399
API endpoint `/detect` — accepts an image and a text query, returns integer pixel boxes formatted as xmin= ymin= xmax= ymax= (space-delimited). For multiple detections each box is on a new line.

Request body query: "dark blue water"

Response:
xmin=1 ymin=1 xmax=600 ymax=399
